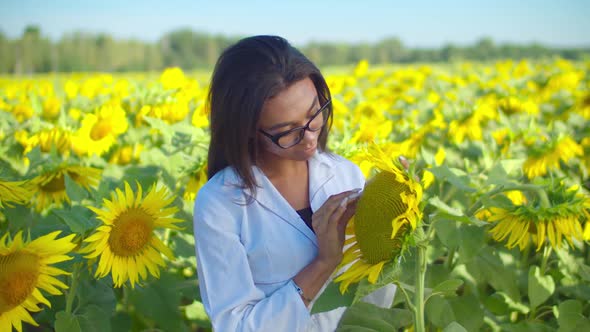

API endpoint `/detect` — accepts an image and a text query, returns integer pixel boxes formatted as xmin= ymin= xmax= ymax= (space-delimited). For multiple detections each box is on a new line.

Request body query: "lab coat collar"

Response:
xmin=223 ymin=149 xmax=336 ymax=246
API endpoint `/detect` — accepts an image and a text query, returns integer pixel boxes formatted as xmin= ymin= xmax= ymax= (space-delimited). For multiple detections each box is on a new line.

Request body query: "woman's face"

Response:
xmin=257 ymin=77 xmax=323 ymax=161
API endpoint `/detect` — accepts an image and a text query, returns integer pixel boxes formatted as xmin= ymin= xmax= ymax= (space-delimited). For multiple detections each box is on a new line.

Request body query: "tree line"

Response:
xmin=1 ymin=26 xmax=589 ymax=74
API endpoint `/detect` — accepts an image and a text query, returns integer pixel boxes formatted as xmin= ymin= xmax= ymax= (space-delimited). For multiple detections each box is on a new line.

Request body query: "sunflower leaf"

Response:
xmin=428 ymin=166 xmax=476 ymax=192
xmin=428 ymin=197 xmax=485 ymax=226
xmin=443 ymin=322 xmax=468 ymax=332
xmin=336 ymin=302 xmax=412 ymax=331
xmin=431 ymin=279 xmax=464 ymax=297
xmin=76 ymin=305 xmax=112 ymax=332
xmin=557 ymin=300 xmax=590 ymax=332
xmin=52 ymin=206 xmax=98 ymax=234
xmin=55 ymin=311 xmax=82 ymax=332
xmin=426 ymin=295 xmax=455 ymax=328
xmin=528 ymin=265 xmax=555 ymax=310
xmin=311 ymin=282 xmax=357 ymax=314
xmin=65 ymin=173 xmax=88 ymax=202
xmin=353 ymin=261 xmax=402 ymax=304
xmin=448 ymin=293 xmax=485 ymax=331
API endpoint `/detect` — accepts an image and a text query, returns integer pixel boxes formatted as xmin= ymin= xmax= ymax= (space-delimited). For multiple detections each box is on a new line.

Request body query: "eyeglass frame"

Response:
xmin=258 ymin=98 xmax=332 ymax=149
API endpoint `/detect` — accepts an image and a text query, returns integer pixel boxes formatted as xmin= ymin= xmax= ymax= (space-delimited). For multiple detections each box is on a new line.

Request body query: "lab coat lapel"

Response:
xmin=248 ymin=166 xmax=318 ymax=246
xmin=245 ymin=150 xmax=336 ymax=247
xmin=308 ymin=150 xmax=336 ymax=213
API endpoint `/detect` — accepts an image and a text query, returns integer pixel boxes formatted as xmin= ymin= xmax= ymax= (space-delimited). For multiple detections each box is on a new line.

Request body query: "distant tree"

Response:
xmin=0 ymin=28 xmax=588 ymax=74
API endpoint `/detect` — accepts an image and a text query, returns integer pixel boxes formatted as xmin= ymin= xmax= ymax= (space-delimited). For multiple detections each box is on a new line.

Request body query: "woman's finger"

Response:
xmin=399 ymin=155 xmax=410 ymax=170
xmin=316 ymin=190 xmax=360 ymax=218
xmin=327 ymin=197 xmax=349 ymax=229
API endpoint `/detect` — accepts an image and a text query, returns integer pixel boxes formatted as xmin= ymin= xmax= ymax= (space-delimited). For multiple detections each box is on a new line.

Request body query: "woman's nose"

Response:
xmin=302 ymin=128 xmax=319 ymax=143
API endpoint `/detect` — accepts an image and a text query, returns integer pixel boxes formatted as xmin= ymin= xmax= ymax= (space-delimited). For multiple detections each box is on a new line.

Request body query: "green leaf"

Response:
xmin=55 ymin=311 xmax=82 ymax=332
xmin=143 ymin=116 xmax=174 ymax=142
xmin=492 ymin=292 xmax=530 ymax=314
xmin=52 ymin=206 xmax=98 ymax=234
xmin=501 ymin=321 xmax=555 ymax=332
xmin=485 ymin=159 xmax=524 ymax=186
xmin=428 ymin=166 xmax=476 ymax=193
xmin=311 ymin=281 xmax=357 ymax=314
xmin=121 ymin=165 xmax=161 ymax=189
xmin=353 ymin=261 xmax=402 ymax=304
xmin=65 ymin=173 xmax=88 ymax=202
xmin=77 ymin=305 xmax=111 ymax=332
xmin=185 ymin=300 xmax=211 ymax=328
xmin=76 ymin=271 xmax=117 ymax=314
xmin=470 ymin=248 xmax=521 ymax=300
xmin=433 ymin=219 xmax=461 ymax=248
xmin=425 ymin=295 xmax=455 ymax=328
xmin=429 ymin=196 xmax=464 ymax=217
xmin=528 ymin=265 xmax=555 ymax=310
xmin=449 ymin=294 xmax=484 ymax=331
xmin=484 ymin=292 xmax=510 ymax=315
xmin=111 ymin=312 xmax=132 ymax=332
xmin=578 ymin=264 xmax=590 ymax=282
xmin=129 ymin=272 xmax=186 ymax=332
xmin=432 ymin=279 xmax=464 ymax=297
xmin=457 ymin=225 xmax=486 ymax=263
xmin=557 ymin=300 xmax=590 ymax=332
xmin=336 ymin=302 xmax=412 ymax=331
xmin=171 ymin=232 xmax=197 ymax=259
xmin=443 ymin=322 xmax=468 ymax=332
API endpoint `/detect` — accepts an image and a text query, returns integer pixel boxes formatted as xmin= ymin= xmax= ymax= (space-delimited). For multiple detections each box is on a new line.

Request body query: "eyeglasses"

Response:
xmin=259 ymin=99 xmax=331 ymax=149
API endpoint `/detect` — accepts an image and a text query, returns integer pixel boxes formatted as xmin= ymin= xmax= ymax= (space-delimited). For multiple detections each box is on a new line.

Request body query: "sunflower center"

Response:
xmin=0 ymin=252 xmax=40 ymax=314
xmin=90 ymin=119 xmax=112 ymax=141
xmin=354 ymin=171 xmax=411 ymax=264
xmin=40 ymin=173 xmax=65 ymax=193
xmin=109 ymin=207 xmax=154 ymax=256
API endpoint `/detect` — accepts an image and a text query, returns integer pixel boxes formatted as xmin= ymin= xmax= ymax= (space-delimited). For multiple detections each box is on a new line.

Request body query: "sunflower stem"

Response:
xmin=65 ymin=263 xmax=81 ymax=314
xmin=540 ymin=246 xmax=552 ymax=274
xmin=414 ymin=244 xmax=427 ymax=332
xmin=394 ymin=281 xmax=415 ymax=312
xmin=445 ymin=247 xmax=456 ymax=270
xmin=520 ymin=244 xmax=531 ymax=268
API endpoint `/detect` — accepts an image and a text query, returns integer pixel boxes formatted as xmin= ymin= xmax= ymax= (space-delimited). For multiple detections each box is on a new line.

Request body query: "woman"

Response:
xmin=193 ymin=35 xmax=395 ymax=332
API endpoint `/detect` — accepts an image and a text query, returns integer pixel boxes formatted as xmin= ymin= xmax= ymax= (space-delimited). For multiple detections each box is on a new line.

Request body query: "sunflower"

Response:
xmin=108 ymin=143 xmax=144 ymax=165
xmin=523 ymin=136 xmax=583 ymax=178
xmin=81 ymin=182 xmax=182 ymax=288
xmin=0 ymin=180 xmax=33 ymax=221
xmin=16 ymin=127 xmax=71 ymax=156
xmin=71 ymin=104 xmax=129 ymax=157
xmin=0 ymin=180 xmax=32 ymax=210
xmin=28 ymin=165 xmax=102 ymax=211
xmin=487 ymin=183 xmax=587 ymax=251
xmin=183 ymin=162 xmax=208 ymax=201
xmin=0 ymin=231 xmax=76 ymax=332
xmin=334 ymin=144 xmax=423 ymax=293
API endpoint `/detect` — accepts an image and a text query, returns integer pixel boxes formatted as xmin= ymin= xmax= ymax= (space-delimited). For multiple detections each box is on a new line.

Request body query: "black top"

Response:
xmin=296 ymin=207 xmax=314 ymax=232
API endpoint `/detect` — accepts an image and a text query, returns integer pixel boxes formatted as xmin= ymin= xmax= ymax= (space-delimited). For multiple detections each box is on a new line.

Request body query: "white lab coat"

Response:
xmin=193 ymin=150 xmax=396 ymax=332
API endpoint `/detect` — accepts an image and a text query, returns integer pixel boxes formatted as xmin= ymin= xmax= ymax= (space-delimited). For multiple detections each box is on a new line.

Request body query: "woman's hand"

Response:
xmin=312 ymin=189 xmax=361 ymax=270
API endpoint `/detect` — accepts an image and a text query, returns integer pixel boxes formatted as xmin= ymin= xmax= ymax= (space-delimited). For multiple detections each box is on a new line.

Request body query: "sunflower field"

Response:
xmin=0 ymin=58 xmax=589 ymax=332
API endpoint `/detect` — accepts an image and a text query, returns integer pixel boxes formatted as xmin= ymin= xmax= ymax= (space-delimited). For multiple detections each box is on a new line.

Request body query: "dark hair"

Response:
xmin=206 ymin=35 xmax=333 ymax=196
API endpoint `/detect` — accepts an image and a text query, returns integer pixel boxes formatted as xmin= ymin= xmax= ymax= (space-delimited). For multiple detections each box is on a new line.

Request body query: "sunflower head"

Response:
xmin=0 ymin=231 xmax=76 ymax=332
xmin=487 ymin=181 xmax=588 ymax=251
xmin=335 ymin=144 xmax=423 ymax=293
xmin=355 ymin=171 xmax=416 ymax=264
xmin=28 ymin=165 xmax=102 ymax=212
xmin=81 ymin=181 xmax=183 ymax=288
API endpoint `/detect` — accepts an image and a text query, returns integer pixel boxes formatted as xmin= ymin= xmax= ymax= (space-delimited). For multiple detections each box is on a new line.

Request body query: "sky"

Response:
xmin=1 ymin=0 xmax=589 ymax=48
